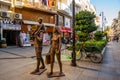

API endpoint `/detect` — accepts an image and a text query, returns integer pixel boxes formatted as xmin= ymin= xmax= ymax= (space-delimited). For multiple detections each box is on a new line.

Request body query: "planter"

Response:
xmin=1 ymin=43 xmax=7 ymax=48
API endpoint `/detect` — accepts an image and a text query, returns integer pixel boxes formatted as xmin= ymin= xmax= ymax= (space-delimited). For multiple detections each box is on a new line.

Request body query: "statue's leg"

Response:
xmin=31 ymin=48 xmax=40 ymax=74
xmin=49 ymin=49 xmax=55 ymax=75
xmin=39 ymin=47 xmax=45 ymax=69
xmin=56 ymin=51 xmax=63 ymax=74
xmin=36 ymin=48 xmax=41 ymax=71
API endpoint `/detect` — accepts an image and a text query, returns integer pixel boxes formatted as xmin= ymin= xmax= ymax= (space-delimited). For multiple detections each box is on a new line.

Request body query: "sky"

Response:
xmin=90 ymin=0 xmax=120 ymax=26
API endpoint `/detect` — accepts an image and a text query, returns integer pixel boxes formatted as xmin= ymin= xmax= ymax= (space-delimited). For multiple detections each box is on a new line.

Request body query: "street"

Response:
xmin=0 ymin=41 xmax=120 ymax=80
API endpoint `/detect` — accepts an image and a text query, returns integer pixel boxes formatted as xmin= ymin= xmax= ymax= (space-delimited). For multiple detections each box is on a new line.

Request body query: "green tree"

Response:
xmin=104 ymin=26 xmax=110 ymax=41
xmin=94 ymin=31 xmax=105 ymax=41
xmin=75 ymin=11 xmax=97 ymax=42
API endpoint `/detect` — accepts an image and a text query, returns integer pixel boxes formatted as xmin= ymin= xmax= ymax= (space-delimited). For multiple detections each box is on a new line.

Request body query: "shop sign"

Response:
xmin=60 ymin=27 xmax=72 ymax=33
xmin=0 ymin=19 xmax=22 ymax=24
xmin=65 ymin=17 xmax=70 ymax=28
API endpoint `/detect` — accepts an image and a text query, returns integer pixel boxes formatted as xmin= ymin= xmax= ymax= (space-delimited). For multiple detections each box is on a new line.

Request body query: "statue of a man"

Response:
xmin=31 ymin=18 xmax=45 ymax=74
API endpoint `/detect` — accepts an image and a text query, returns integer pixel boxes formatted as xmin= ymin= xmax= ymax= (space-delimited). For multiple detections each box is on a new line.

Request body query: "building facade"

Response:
xmin=57 ymin=0 xmax=96 ymax=43
xmin=0 ymin=0 xmax=22 ymax=46
xmin=0 ymin=0 xmax=97 ymax=46
xmin=111 ymin=11 xmax=120 ymax=40
xmin=0 ymin=0 xmax=57 ymax=46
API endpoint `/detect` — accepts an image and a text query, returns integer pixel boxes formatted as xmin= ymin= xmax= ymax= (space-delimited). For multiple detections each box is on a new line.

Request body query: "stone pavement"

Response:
xmin=0 ymin=41 xmax=120 ymax=80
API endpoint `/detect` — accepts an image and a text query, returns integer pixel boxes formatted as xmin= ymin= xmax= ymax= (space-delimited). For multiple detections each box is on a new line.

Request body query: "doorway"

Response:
xmin=3 ymin=30 xmax=20 ymax=46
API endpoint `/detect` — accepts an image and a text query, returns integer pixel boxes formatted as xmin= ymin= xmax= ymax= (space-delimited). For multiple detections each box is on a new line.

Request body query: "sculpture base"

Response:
xmin=30 ymin=68 xmax=47 ymax=75
xmin=47 ymin=72 xmax=65 ymax=78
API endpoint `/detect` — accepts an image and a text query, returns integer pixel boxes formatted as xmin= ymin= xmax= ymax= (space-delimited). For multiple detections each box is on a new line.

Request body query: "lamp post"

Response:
xmin=101 ymin=12 xmax=104 ymax=31
xmin=0 ymin=17 xmax=2 ymax=40
xmin=71 ymin=0 xmax=77 ymax=66
xmin=100 ymin=12 xmax=105 ymax=31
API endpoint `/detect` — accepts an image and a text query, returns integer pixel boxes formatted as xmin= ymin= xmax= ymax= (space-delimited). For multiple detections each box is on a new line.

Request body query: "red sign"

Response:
xmin=60 ymin=27 xmax=72 ymax=33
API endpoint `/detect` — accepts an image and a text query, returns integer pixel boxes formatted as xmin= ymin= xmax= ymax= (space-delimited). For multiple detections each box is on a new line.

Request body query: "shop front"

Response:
xmin=57 ymin=10 xmax=72 ymax=44
xmin=60 ymin=26 xmax=72 ymax=44
xmin=15 ymin=6 xmax=57 ymax=45
xmin=0 ymin=14 xmax=22 ymax=46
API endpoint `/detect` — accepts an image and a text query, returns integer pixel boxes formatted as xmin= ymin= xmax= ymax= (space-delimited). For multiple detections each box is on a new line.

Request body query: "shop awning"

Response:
xmin=60 ymin=27 xmax=72 ymax=33
xmin=43 ymin=23 xmax=55 ymax=27
xmin=57 ymin=10 xmax=72 ymax=18
xmin=23 ymin=20 xmax=39 ymax=25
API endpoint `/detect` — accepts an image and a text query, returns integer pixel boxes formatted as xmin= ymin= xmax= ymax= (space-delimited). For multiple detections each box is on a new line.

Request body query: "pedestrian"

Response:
xmin=26 ymin=32 xmax=30 ymax=43
xmin=116 ymin=36 xmax=119 ymax=42
xmin=19 ymin=31 xmax=24 ymax=47
xmin=48 ymin=26 xmax=63 ymax=76
xmin=31 ymin=18 xmax=45 ymax=74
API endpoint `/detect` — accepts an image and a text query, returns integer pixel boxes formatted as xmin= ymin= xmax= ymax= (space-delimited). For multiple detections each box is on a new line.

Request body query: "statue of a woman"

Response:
xmin=48 ymin=26 xmax=63 ymax=75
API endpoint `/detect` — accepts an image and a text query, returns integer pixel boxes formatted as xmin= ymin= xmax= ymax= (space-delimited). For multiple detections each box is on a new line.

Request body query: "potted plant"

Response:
xmin=0 ymin=40 xmax=7 ymax=48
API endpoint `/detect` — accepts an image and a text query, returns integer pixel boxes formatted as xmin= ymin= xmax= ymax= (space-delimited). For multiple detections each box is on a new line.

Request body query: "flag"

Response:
xmin=48 ymin=0 xmax=56 ymax=7
xmin=42 ymin=0 xmax=47 ymax=6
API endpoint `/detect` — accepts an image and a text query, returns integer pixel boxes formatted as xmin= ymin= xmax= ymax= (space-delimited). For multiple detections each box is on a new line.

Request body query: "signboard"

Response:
xmin=0 ymin=19 xmax=22 ymax=30
xmin=65 ymin=17 xmax=70 ymax=28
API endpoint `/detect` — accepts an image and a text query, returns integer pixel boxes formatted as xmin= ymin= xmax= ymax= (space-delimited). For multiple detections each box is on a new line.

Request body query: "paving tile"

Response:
xmin=0 ymin=42 xmax=120 ymax=80
xmin=0 ymin=78 xmax=4 ymax=80
xmin=76 ymin=75 xmax=98 ymax=80
xmin=98 ymin=72 xmax=118 ymax=80
xmin=82 ymin=70 xmax=99 ymax=78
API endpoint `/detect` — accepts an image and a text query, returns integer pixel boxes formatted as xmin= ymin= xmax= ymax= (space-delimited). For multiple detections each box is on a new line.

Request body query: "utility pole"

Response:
xmin=71 ymin=0 xmax=77 ymax=66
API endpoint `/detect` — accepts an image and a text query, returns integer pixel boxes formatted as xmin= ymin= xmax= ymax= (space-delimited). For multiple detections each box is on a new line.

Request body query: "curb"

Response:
xmin=101 ymin=46 xmax=106 ymax=55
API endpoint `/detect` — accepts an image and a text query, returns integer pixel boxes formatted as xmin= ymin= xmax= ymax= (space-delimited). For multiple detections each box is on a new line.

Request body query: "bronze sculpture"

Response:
xmin=31 ymin=18 xmax=45 ymax=74
xmin=48 ymin=26 xmax=64 ymax=76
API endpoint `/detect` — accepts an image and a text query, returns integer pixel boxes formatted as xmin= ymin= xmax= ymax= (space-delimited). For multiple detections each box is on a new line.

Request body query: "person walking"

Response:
xmin=31 ymin=18 xmax=45 ymax=74
xmin=116 ymin=36 xmax=119 ymax=42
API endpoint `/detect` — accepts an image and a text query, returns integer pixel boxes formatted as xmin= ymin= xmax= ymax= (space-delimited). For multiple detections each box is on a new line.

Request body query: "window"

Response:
xmin=58 ymin=15 xmax=64 ymax=26
xmin=24 ymin=0 xmax=34 ymax=6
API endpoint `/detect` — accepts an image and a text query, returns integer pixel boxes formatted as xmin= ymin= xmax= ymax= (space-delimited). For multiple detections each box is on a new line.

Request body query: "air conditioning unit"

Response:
xmin=0 ymin=11 xmax=10 ymax=18
xmin=14 ymin=13 xmax=22 ymax=19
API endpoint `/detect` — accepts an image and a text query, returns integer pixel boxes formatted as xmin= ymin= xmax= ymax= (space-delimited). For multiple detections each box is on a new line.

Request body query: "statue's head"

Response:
xmin=37 ymin=17 xmax=43 ymax=24
xmin=53 ymin=26 xmax=60 ymax=34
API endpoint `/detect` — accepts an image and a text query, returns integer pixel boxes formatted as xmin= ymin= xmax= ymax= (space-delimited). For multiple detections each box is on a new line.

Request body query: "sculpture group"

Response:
xmin=30 ymin=18 xmax=65 ymax=77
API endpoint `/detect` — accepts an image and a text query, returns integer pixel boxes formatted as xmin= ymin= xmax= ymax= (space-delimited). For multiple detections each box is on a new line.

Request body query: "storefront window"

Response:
xmin=15 ymin=0 xmax=23 ymax=7
xmin=34 ymin=0 xmax=40 ymax=8
xmin=58 ymin=15 xmax=64 ymax=26
xmin=0 ymin=4 xmax=9 ymax=11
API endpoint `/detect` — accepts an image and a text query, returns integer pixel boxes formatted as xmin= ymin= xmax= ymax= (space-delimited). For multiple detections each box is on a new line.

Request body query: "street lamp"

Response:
xmin=0 ymin=17 xmax=2 ymax=40
xmin=71 ymin=0 xmax=77 ymax=66
xmin=100 ymin=12 xmax=107 ymax=31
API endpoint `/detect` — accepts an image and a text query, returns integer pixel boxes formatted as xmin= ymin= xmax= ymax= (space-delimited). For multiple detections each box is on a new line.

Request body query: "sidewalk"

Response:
xmin=0 ymin=41 xmax=120 ymax=80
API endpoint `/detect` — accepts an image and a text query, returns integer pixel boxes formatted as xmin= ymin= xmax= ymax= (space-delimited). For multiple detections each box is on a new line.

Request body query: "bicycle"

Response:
xmin=76 ymin=45 xmax=103 ymax=63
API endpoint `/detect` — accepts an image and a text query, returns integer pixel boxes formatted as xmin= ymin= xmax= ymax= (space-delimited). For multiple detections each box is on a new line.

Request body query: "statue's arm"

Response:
xmin=59 ymin=35 xmax=62 ymax=50
xmin=37 ymin=32 xmax=43 ymax=41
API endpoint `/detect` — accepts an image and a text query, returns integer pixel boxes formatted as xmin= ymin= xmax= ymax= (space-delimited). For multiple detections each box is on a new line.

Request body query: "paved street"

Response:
xmin=0 ymin=41 xmax=120 ymax=80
